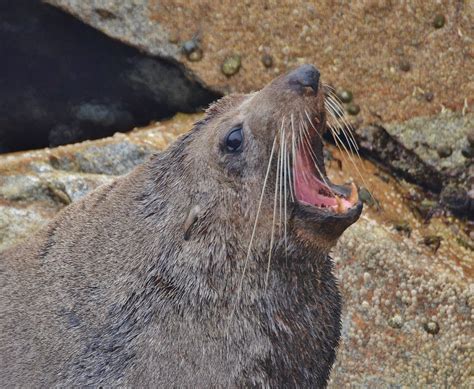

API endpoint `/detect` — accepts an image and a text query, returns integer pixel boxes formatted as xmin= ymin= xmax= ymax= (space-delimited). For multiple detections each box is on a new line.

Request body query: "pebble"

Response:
xmin=347 ymin=103 xmax=360 ymax=116
xmin=358 ymin=187 xmax=375 ymax=206
xmin=433 ymin=14 xmax=446 ymax=29
xmin=337 ymin=89 xmax=353 ymax=103
xmin=424 ymin=92 xmax=434 ymax=102
xmin=221 ymin=55 xmax=242 ymax=77
xmin=467 ymin=131 xmax=474 ymax=147
xmin=423 ymin=321 xmax=440 ymax=335
xmin=261 ymin=54 xmax=273 ymax=68
xmin=399 ymin=59 xmax=411 ymax=72
xmin=436 ymin=145 xmax=452 ymax=158
xmin=388 ymin=314 xmax=403 ymax=329
xmin=182 ymin=40 xmax=199 ymax=55
xmin=188 ymin=49 xmax=203 ymax=62
xmin=461 ymin=146 xmax=474 ymax=159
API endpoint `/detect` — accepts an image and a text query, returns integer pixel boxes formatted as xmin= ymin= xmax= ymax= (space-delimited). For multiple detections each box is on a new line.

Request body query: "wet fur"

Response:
xmin=0 ymin=68 xmax=352 ymax=387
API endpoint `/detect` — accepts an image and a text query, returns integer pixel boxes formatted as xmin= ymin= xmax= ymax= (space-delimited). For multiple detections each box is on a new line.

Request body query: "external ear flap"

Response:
xmin=183 ymin=205 xmax=201 ymax=241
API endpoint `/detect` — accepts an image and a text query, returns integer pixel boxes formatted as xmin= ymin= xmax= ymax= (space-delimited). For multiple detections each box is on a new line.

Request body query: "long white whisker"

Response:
xmin=265 ymin=141 xmax=281 ymax=290
xmin=229 ymin=136 xmax=277 ymax=327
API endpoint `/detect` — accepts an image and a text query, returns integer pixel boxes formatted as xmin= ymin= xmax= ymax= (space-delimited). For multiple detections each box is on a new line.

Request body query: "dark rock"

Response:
xmin=0 ymin=0 xmax=219 ymax=153
xmin=347 ymin=104 xmax=360 ymax=116
xmin=399 ymin=59 xmax=411 ymax=72
xmin=423 ymin=321 xmax=440 ymax=335
xmin=467 ymin=131 xmax=474 ymax=147
xmin=337 ymin=89 xmax=353 ymax=104
xmin=422 ymin=235 xmax=442 ymax=253
xmin=437 ymin=145 xmax=452 ymax=158
xmin=355 ymin=125 xmax=443 ymax=192
xmin=461 ymin=146 xmax=474 ymax=159
xmin=393 ymin=221 xmax=412 ymax=237
xmin=261 ymin=54 xmax=273 ymax=68
xmin=440 ymin=185 xmax=473 ymax=218
xmin=424 ymin=92 xmax=434 ymax=102
xmin=433 ymin=14 xmax=446 ymax=29
xmin=358 ymin=187 xmax=375 ymax=206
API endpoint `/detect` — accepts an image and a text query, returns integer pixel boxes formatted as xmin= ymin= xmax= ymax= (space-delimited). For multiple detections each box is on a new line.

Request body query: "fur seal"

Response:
xmin=0 ymin=64 xmax=362 ymax=387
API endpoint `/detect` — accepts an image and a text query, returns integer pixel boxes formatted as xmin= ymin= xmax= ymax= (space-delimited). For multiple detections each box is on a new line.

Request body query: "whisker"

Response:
xmin=279 ymin=120 xmax=285 ymax=235
xmin=265 ymin=138 xmax=281 ymax=290
xmin=229 ymin=135 xmax=278 ymax=327
xmin=325 ymin=96 xmax=360 ymax=154
xmin=283 ymin=131 xmax=288 ymax=260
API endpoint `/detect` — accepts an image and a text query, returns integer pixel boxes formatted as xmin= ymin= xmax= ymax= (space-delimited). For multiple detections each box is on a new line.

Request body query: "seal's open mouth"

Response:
xmin=294 ymin=138 xmax=359 ymax=214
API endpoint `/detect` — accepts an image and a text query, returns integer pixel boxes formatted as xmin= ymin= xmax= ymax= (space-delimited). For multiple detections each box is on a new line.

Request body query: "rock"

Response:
xmin=384 ymin=112 xmax=473 ymax=178
xmin=355 ymin=124 xmax=443 ymax=192
xmin=388 ymin=314 xmax=404 ymax=329
xmin=337 ymin=90 xmax=353 ymax=104
xmin=0 ymin=1 xmax=218 ymax=153
xmin=221 ymin=55 xmax=242 ymax=77
xmin=261 ymin=54 xmax=273 ymax=68
xmin=423 ymin=321 xmax=440 ymax=335
xmin=46 ymin=0 xmax=470 ymax=127
xmin=1 ymin=113 xmax=472 ymax=387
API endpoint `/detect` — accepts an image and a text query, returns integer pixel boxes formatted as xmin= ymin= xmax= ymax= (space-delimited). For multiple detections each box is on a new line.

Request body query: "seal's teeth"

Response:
xmin=349 ymin=182 xmax=358 ymax=204
xmin=335 ymin=196 xmax=346 ymax=213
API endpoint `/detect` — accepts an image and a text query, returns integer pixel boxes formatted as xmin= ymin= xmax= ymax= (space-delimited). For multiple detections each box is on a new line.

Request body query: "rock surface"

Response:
xmin=1 ymin=114 xmax=472 ymax=387
xmin=45 ymin=0 xmax=473 ymax=215
xmin=47 ymin=0 xmax=472 ymax=124
xmin=0 ymin=0 xmax=218 ymax=153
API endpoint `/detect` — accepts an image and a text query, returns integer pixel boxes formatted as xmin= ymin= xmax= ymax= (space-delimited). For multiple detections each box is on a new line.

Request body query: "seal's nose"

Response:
xmin=286 ymin=64 xmax=320 ymax=94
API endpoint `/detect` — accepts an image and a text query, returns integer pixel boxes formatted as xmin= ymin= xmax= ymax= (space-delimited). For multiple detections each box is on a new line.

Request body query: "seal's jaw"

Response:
xmin=291 ymin=134 xmax=363 ymax=241
xmin=293 ymin=143 xmax=360 ymax=214
xmin=288 ymin=96 xmax=363 ymax=238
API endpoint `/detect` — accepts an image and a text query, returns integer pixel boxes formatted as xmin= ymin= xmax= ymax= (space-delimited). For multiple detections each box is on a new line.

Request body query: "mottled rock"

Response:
xmin=46 ymin=0 xmax=471 ymax=127
xmin=1 ymin=114 xmax=472 ymax=387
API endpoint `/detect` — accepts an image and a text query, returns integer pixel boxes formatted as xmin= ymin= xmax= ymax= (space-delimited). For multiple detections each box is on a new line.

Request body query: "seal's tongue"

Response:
xmin=294 ymin=144 xmax=356 ymax=213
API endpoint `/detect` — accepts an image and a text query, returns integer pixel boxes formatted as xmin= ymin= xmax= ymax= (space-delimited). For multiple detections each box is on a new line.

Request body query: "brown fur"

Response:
xmin=0 ymin=65 xmax=361 ymax=387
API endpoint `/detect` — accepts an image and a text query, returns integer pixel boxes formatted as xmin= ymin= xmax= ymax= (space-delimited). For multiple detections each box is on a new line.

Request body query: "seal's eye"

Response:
xmin=225 ymin=127 xmax=243 ymax=152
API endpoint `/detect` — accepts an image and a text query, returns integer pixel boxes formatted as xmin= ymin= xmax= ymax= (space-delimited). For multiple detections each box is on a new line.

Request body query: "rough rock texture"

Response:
xmin=354 ymin=111 xmax=474 ymax=217
xmin=47 ymin=0 xmax=472 ymax=124
xmin=45 ymin=0 xmax=473 ymax=215
xmin=1 ymin=114 xmax=472 ymax=386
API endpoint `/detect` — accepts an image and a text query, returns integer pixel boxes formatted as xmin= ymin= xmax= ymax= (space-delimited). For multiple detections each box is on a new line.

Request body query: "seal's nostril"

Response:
xmin=286 ymin=64 xmax=320 ymax=94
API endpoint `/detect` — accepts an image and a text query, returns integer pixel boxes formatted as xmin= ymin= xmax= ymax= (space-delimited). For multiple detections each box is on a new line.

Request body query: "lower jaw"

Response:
xmin=294 ymin=200 xmax=363 ymax=225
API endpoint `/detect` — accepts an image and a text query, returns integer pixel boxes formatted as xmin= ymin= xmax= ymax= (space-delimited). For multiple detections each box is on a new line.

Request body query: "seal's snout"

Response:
xmin=286 ymin=64 xmax=320 ymax=94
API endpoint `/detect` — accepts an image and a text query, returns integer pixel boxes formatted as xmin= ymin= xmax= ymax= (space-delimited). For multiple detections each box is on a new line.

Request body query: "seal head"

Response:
xmin=0 ymin=64 xmax=362 ymax=388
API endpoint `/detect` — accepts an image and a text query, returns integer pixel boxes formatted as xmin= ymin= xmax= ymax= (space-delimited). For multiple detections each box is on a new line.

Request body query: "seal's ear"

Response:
xmin=183 ymin=205 xmax=201 ymax=241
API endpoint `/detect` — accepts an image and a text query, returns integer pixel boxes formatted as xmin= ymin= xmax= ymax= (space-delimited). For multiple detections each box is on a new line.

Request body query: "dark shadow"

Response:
xmin=0 ymin=0 xmax=220 ymax=153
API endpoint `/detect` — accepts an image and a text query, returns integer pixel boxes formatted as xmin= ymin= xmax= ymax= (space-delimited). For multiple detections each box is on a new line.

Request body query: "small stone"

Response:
xmin=437 ymin=145 xmax=452 ymax=158
xmin=394 ymin=221 xmax=412 ymax=237
xmin=358 ymin=187 xmax=375 ymax=206
xmin=346 ymin=103 xmax=360 ymax=116
xmin=461 ymin=146 xmax=474 ymax=159
xmin=188 ymin=49 xmax=203 ymax=62
xmin=422 ymin=235 xmax=442 ymax=253
xmin=221 ymin=55 xmax=241 ymax=77
xmin=95 ymin=8 xmax=116 ymax=20
xmin=433 ymin=14 xmax=446 ymax=29
xmin=467 ymin=131 xmax=474 ymax=147
xmin=423 ymin=321 xmax=440 ymax=335
xmin=168 ymin=32 xmax=179 ymax=44
xmin=337 ymin=89 xmax=353 ymax=103
xmin=388 ymin=314 xmax=403 ymax=329
xmin=399 ymin=59 xmax=411 ymax=72
xmin=424 ymin=92 xmax=434 ymax=102
xmin=261 ymin=54 xmax=273 ymax=68
xmin=182 ymin=40 xmax=198 ymax=55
